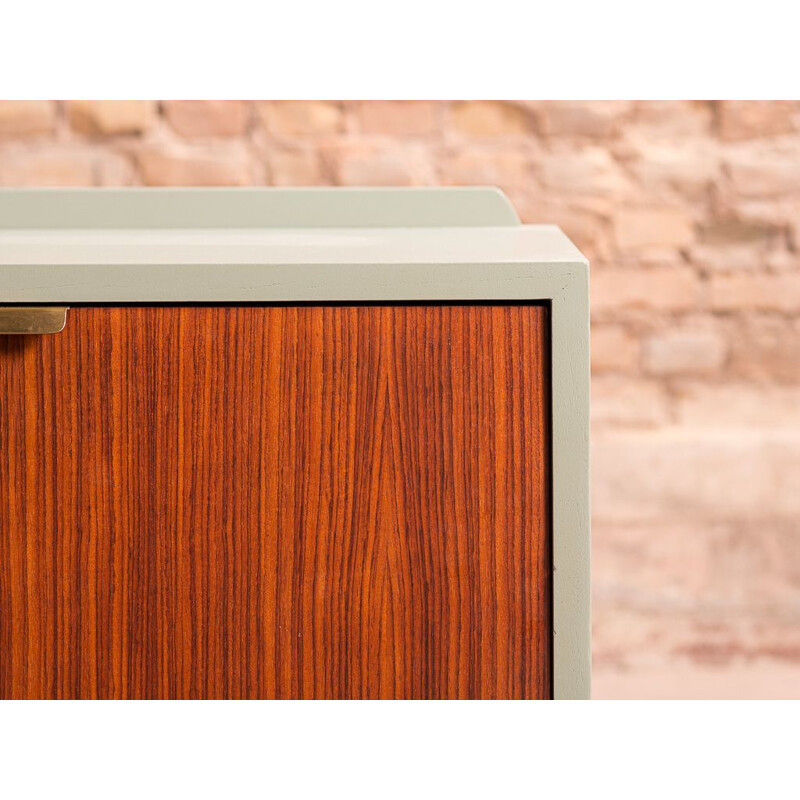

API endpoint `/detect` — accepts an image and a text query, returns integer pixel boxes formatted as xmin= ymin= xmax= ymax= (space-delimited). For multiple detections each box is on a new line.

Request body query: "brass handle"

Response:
xmin=0 ymin=306 xmax=68 ymax=334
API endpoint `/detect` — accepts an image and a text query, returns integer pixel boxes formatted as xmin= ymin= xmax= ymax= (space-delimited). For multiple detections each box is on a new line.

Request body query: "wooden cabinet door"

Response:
xmin=0 ymin=305 xmax=551 ymax=699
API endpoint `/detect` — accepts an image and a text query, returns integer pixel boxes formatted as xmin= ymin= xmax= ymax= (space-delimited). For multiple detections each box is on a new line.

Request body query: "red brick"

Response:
xmin=443 ymin=148 xmax=533 ymax=191
xmin=624 ymin=138 xmax=720 ymax=200
xmin=728 ymin=316 xmax=800 ymax=383
xmin=260 ymin=101 xmax=343 ymax=136
xmin=0 ymin=148 xmax=95 ymax=185
xmin=593 ymin=515 xmax=800 ymax=679
xmin=699 ymin=217 xmax=779 ymax=246
xmin=267 ymin=149 xmax=325 ymax=186
xmin=596 ymin=517 xmax=800 ymax=605
xmin=633 ymin=101 xmax=714 ymax=137
xmin=449 ymin=101 xmax=533 ymax=136
xmin=95 ymin=152 xmax=138 ymax=186
xmin=591 ymin=325 xmax=640 ymax=373
xmin=767 ymin=250 xmax=800 ymax=272
xmin=332 ymin=143 xmax=435 ymax=186
xmin=136 ymin=145 xmax=251 ymax=186
xmin=358 ymin=101 xmax=440 ymax=136
xmin=537 ymin=101 xmax=632 ymax=139
xmin=592 ymin=266 xmax=700 ymax=313
xmin=690 ymin=242 xmax=772 ymax=272
xmin=725 ymin=145 xmax=800 ymax=197
xmin=720 ymin=197 xmax=800 ymax=232
xmin=710 ymin=273 xmax=800 ymax=313
xmin=718 ymin=101 xmax=799 ymax=141
xmin=643 ymin=329 xmax=728 ymax=375
xmin=164 ymin=101 xmax=250 ymax=138
xmin=614 ymin=206 xmax=695 ymax=250
xmin=594 ymin=663 xmax=800 ymax=700
xmin=0 ymin=101 xmax=55 ymax=138
xmin=592 ymin=377 xmax=669 ymax=427
xmin=593 ymin=428 xmax=800 ymax=522
xmin=676 ymin=382 xmax=800 ymax=428
xmin=539 ymin=147 xmax=630 ymax=197
xmin=67 ymin=100 xmax=153 ymax=136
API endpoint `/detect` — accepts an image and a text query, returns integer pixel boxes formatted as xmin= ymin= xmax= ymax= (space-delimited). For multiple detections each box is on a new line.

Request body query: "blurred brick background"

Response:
xmin=2 ymin=100 xmax=799 ymax=698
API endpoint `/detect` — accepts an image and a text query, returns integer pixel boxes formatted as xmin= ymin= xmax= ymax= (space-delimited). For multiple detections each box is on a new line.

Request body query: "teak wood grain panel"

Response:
xmin=0 ymin=305 xmax=551 ymax=699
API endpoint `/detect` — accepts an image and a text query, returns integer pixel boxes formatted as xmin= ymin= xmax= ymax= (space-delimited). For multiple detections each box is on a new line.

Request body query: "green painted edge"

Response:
xmin=0 ymin=260 xmax=591 ymax=700
xmin=0 ymin=187 xmax=521 ymax=229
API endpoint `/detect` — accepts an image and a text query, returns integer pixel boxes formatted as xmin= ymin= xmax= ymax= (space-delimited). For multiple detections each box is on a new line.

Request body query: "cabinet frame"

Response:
xmin=0 ymin=188 xmax=590 ymax=699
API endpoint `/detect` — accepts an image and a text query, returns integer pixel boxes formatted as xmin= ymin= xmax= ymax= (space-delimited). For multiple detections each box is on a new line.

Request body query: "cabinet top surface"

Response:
xmin=0 ymin=187 xmax=523 ymax=230
xmin=0 ymin=225 xmax=586 ymax=268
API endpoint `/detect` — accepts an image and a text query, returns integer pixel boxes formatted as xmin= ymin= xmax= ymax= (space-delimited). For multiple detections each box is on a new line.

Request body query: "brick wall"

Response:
xmin=2 ymin=100 xmax=799 ymax=697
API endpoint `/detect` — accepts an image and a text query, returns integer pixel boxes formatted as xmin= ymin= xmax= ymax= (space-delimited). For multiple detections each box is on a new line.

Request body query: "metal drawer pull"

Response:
xmin=0 ymin=306 xmax=68 ymax=334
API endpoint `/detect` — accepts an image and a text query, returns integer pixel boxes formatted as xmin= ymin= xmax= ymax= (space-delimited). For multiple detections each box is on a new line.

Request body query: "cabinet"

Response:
xmin=0 ymin=188 xmax=589 ymax=699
